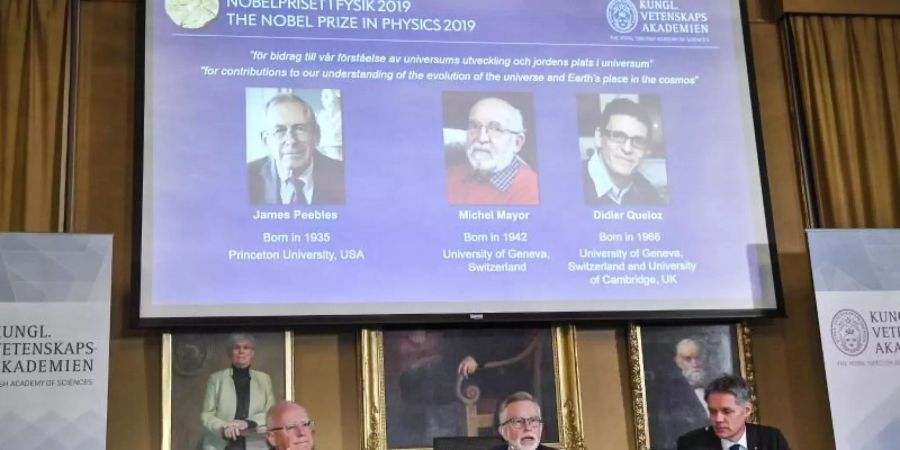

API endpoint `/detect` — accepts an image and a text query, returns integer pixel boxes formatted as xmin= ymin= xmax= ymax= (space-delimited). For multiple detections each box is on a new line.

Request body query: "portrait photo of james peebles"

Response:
xmin=161 ymin=332 xmax=294 ymax=450
xmin=245 ymin=87 xmax=346 ymax=206
xmin=576 ymin=93 xmax=669 ymax=206
xmin=443 ymin=91 xmax=540 ymax=206
xmin=628 ymin=323 xmax=752 ymax=450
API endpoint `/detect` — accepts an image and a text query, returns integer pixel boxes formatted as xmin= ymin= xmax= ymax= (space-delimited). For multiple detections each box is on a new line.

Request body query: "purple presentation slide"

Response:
xmin=140 ymin=0 xmax=777 ymax=319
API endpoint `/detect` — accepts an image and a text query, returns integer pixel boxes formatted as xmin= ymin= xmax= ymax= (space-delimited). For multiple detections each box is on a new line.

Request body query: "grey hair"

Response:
xmin=262 ymin=92 xmax=321 ymax=140
xmin=265 ymin=92 xmax=316 ymax=119
xmin=675 ymin=338 xmax=700 ymax=353
xmin=266 ymin=401 xmax=312 ymax=450
xmin=265 ymin=400 xmax=310 ymax=427
xmin=470 ymin=97 xmax=526 ymax=134
xmin=227 ymin=333 xmax=256 ymax=350
xmin=704 ymin=374 xmax=752 ymax=405
xmin=497 ymin=391 xmax=541 ymax=423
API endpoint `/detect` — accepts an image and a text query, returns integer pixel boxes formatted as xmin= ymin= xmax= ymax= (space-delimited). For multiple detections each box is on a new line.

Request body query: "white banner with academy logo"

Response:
xmin=808 ymin=229 xmax=900 ymax=450
xmin=0 ymin=233 xmax=112 ymax=450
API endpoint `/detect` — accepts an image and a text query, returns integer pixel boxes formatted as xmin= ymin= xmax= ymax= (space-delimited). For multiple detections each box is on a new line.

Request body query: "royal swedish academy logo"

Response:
xmin=831 ymin=309 xmax=869 ymax=357
xmin=607 ymin=0 xmax=639 ymax=34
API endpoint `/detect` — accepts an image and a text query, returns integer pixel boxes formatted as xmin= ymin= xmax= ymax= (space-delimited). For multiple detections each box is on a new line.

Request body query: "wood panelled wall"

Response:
xmin=69 ymin=0 xmax=899 ymax=448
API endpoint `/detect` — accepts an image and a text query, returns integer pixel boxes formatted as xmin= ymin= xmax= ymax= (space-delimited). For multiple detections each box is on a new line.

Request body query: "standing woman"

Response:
xmin=201 ymin=333 xmax=276 ymax=450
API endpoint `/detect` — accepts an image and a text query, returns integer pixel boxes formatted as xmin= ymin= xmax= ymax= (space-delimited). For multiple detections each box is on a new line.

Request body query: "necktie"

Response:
xmin=730 ymin=445 xmax=742 ymax=450
xmin=287 ymin=178 xmax=307 ymax=205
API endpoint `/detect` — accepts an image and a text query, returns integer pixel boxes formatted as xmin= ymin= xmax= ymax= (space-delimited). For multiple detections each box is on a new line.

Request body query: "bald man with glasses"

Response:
xmin=446 ymin=97 xmax=539 ymax=205
xmin=491 ymin=392 xmax=553 ymax=450
xmin=265 ymin=401 xmax=316 ymax=450
xmin=583 ymin=97 xmax=665 ymax=205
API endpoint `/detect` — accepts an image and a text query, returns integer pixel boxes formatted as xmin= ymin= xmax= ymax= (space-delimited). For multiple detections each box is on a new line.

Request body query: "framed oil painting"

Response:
xmin=162 ymin=331 xmax=293 ymax=450
xmin=628 ymin=323 xmax=757 ymax=450
xmin=360 ymin=325 xmax=585 ymax=450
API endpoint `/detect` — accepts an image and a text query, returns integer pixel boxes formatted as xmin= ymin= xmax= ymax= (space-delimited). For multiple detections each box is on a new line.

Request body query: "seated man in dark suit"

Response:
xmin=582 ymin=97 xmax=665 ymax=205
xmin=248 ymin=92 xmax=345 ymax=205
xmin=677 ymin=374 xmax=790 ymax=450
xmin=491 ymin=392 xmax=553 ymax=450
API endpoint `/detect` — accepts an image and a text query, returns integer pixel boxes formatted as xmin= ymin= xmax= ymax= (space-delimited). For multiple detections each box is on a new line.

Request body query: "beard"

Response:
xmin=509 ymin=436 xmax=540 ymax=450
xmin=682 ymin=367 xmax=707 ymax=387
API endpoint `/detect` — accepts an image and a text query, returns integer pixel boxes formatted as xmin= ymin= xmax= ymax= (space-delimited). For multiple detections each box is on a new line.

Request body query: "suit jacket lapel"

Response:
xmin=704 ymin=427 xmax=721 ymax=450
xmin=309 ymin=154 xmax=321 ymax=204
xmin=746 ymin=423 xmax=758 ymax=450
xmin=261 ymin=157 xmax=279 ymax=204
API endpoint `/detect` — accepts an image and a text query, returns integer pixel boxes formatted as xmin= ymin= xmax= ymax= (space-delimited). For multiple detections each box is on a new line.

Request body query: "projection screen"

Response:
xmin=138 ymin=0 xmax=781 ymax=322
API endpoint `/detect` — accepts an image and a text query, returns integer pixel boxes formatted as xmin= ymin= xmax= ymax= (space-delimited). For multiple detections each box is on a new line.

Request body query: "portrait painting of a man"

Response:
xmin=638 ymin=324 xmax=741 ymax=450
xmin=382 ymin=327 xmax=559 ymax=449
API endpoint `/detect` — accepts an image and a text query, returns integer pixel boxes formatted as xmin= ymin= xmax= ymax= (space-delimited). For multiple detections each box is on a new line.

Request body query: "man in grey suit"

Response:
xmin=248 ymin=92 xmax=345 ymax=205
xmin=677 ymin=375 xmax=790 ymax=450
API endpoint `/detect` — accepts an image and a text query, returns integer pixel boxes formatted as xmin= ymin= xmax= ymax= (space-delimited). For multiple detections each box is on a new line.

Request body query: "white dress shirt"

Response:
xmin=720 ymin=427 xmax=748 ymax=450
xmin=587 ymin=151 xmax=633 ymax=204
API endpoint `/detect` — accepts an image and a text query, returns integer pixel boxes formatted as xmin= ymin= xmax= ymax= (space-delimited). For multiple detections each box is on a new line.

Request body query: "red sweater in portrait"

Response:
xmin=445 ymin=162 xmax=539 ymax=205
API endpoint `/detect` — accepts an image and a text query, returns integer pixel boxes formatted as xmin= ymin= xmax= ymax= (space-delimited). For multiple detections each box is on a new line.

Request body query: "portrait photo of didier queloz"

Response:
xmin=579 ymin=94 xmax=669 ymax=206
xmin=444 ymin=92 xmax=540 ymax=206
xmin=246 ymin=88 xmax=346 ymax=206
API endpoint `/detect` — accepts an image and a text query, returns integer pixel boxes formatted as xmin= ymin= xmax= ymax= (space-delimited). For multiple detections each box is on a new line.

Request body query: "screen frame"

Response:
xmin=130 ymin=0 xmax=785 ymax=328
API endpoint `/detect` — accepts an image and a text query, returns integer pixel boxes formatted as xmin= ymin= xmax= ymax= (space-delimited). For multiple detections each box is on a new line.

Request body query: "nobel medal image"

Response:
xmin=165 ymin=0 xmax=220 ymax=30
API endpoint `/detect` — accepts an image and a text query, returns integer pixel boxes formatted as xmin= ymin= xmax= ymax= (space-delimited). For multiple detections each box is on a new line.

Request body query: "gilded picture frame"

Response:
xmin=161 ymin=331 xmax=294 ymax=450
xmin=360 ymin=325 xmax=586 ymax=450
xmin=627 ymin=322 xmax=757 ymax=450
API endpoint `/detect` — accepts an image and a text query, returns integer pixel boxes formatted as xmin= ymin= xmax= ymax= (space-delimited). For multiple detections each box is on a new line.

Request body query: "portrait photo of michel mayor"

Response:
xmin=638 ymin=324 xmax=741 ymax=450
xmin=245 ymin=87 xmax=346 ymax=206
xmin=167 ymin=332 xmax=288 ymax=450
xmin=382 ymin=327 xmax=558 ymax=449
xmin=576 ymin=93 xmax=669 ymax=206
xmin=442 ymin=91 xmax=540 ymax=206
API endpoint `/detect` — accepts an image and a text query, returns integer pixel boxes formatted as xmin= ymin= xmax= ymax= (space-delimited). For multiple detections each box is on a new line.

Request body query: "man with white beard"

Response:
xmin=445 ymin=97 xmax=539 ymax=205
xmin=674 ymin=338 xmax=709 ymax=401
xmin=490 ymin=392 xmax=552 ymax=450
xmin=648 ymin=338 xmax=712 ymax=450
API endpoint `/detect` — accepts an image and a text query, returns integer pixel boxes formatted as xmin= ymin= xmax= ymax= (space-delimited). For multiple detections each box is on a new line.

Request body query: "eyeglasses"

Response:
xmin=600 ymin=128 xmax=649 ymax=151
xmin=267 ymin=420 xmax=315 ymax=433
xmin=269 ymin=123 xmax=315 ymax=140
xmin=501 ymin=416 xmax=543 ymax=429
xmin=467 ymin=121 xmax=523 ymax=139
